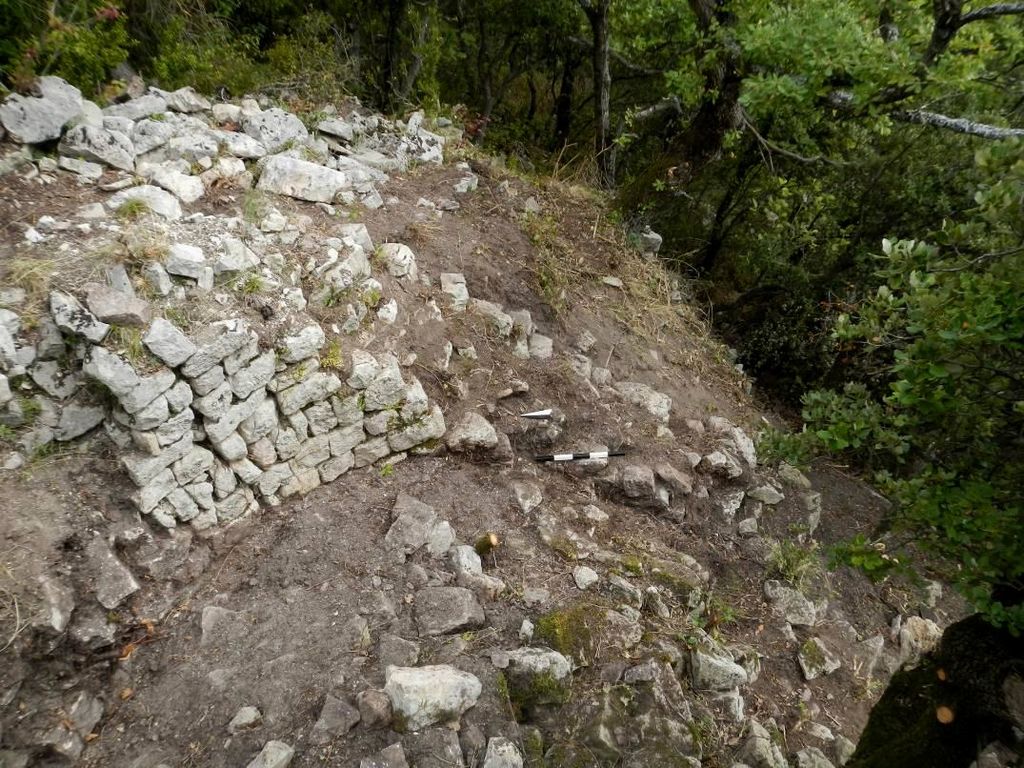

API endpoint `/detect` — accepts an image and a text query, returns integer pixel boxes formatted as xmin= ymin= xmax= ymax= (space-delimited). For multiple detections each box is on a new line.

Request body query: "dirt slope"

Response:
xmin=0 ymin=118 xmax=964 ymax=768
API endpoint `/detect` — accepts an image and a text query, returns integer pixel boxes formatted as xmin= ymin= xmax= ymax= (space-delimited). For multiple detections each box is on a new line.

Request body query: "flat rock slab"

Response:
xmin=414 ymin=586 xmax=484 ymax=636
xmin=245 ymin=740 xmax=294 ymax=768
xmin=0 ymin=76 xmax=83 ymax=143
xmin=384 ymin=665 xmax=482 ymax=731
xmin=257 ymin=155 xmax=351 ymax=203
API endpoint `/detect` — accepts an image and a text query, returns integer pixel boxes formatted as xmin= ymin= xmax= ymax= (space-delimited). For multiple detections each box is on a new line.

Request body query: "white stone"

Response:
xmin=242 ymin=108 xmax=308 ymax=152
xmin=384 ymin=665 xmax=482 ymax=731
xmin=107 ymin=185 xmax=182 ymax=220
xmin=59 ymin=124 xmax=135 ymax=171
xmin=0 ymin=76 xmax=83 ymax=143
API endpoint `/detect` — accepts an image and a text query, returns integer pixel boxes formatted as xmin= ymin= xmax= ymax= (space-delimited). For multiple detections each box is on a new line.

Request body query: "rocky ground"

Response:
xmin=0 ymin=79 xmax=974 ymax=768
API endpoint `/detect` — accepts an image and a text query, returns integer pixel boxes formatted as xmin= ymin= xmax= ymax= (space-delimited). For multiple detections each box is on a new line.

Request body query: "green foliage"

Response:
xmin=115 ymin=198 xmax=149 ymax=221
xmin=787 ymin=145 xmax=1024 ymax=631
xmin=768 ymin=540 xmax=821 ymax=590
xmin=149 ymin=14 xmax=259 ymax=95
xmin=1 ymin=1 xmax=131 ymax=97
xmin=829 ymin=535 xmax=903 ymax=582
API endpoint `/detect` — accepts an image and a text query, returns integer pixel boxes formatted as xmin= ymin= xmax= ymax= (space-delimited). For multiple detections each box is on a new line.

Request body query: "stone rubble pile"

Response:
xmin=0 ymin=77 xmax=453 ymax=210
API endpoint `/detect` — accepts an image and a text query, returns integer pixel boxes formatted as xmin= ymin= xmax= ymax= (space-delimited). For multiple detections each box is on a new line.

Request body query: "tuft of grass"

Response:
xmin=0 ymin=425 xmax=16 ymax=443
xmin=18 ymin=396 xmax=41 ymax=424
xmin=236 ymin=272 xmax=265 ymax=295
xmin=124 ymin=229 xmax=169 ymax=266
xmin=242 ymin=189 xmax=271 ymax=223
xmin=107 ymin=326 xmax=160 ymax=371
xmin=379 ymin=463 xmax=395 ymax=478
xmin=320 ymin=340 xmax=343 ymax=370
xmin=769 ymin=540 xmax=822 ymax=590
xmin=115 ymin=199 xmax=150 ymax=221
xmin=5 ymin=257 xmax=54 ymax=305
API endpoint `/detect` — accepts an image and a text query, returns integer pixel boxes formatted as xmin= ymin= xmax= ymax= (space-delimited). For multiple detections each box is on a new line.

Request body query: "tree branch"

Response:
xmin=567 ymin=36 xmax=664 ymax=76
xmin=959 ymin=2 xmax=1024 ymax=24
xmin=740 ymin=112 xmax=847 ymax=167
xmin=894 ymin=109 xmax=1024 ymax=139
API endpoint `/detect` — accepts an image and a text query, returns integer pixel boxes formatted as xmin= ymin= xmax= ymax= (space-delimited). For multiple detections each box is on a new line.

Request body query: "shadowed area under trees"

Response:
xmin=2 ymin=0 xmax=1023 ymax=765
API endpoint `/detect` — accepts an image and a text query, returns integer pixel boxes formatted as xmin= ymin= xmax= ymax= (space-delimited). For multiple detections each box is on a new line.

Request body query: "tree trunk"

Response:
xmin=382 ymin=0 xmax=408 ymax=109
xmin=925 ymin=0 xmax=965 ymax=66
xmin=580 ymin=0 xmax=614 ymax=186
xmin=553 ymin=55 xmax=578 ymax=149
xmin=672 ymin=0 xmax=743 ymax=182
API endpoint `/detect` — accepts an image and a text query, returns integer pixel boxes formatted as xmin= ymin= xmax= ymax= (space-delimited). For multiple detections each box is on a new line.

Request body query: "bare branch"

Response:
xmin=959 ymin=2 xmax=1024 ymax=24
xmin=740 ymin=112 xmax=847 ymax=167
xmin=632 ymin=97 xmax=683 ymax=123
xmin=894 ymin=109 xmax=1024 ymax=139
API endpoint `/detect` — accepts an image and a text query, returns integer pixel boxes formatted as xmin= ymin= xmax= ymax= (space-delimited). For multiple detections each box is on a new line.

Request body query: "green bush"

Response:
xmin=149 ymin=14 xmax=260 ymax=95
xmin=1 ymin=1 xmax=131 ymax=97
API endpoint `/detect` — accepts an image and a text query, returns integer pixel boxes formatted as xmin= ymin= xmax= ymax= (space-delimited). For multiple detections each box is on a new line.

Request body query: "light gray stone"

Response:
xmin=414 ymin=587 xmax=484 ymax=636
xmin=764 ymin=580 xmax=818 ymax=627
xmin=107 ymin=185 xmax=182 ymax=220
xmin=470 ymin=298 xmax=513 ymax=336
xmin=0 ymin=76 xmax=83 ymax=143
xmin=29 ymin=360 xmax=81 ymax=399
xmin=573 ymin=566 xmax=600 ymax=590
xmin=615 ymin=381 xmax=671 ymax=423
xmin=482 ymin=738 xmax=523 ymax=768
xmin=50 ymin=291 xmax=109 ymax=342
xmin=257 ymin=155 xmax=350 ymax=202
xmin=384 ymin=665 xmax=482 ymax=731
xmin=182 ymin=328 xmax=251 ymax=377
xmin=131 ymin=118 xmax=174 ymax=154
xmin=230 ymin=350 xmax=276 ymax=398
xmin=276 ymin=372 xmax=342 ymax=415
xmin=309 ymin=695 xmax=360 ymax=744
xmin=797 ymin=747 xmax=836 ymax=768
xmin=439 ymin=273 xmax=469 ymax=312
xmin=348 ymin=350 xmax=380 ymax=389
xmin=102 ymin=93 xmax=167 ymax=120
xmin=85 ymin=285 xmax=150 ymax=326
xmin=388 ymin=404 xmax=446 ymax=453
xmin=150 ymin=166 xmax=205 ymax=204
xmin=143 ymin=318 xmax=195 ymax=367
xmin=748 ymin=485 xmax=784 ymax=505
xmin=228 ymin=706 xmax=262 ymax=734
xmin=353 ymin=435 xmax=390 ymax=467
xmin=59 ymin=156 xmax=104 ymax=181
xmin=512 ymin=481 xmax=543 ymax=513
xmin=121 ymin=369 xmax=176 ymax=414
xmin=143 ymin=262 xmax=173 ymax=296
xmin=528 ymin=333 xmax=553 ymax=360
xmin=279 ymin=325 xmax=325 ymax=364
xmin=380 ymin=243 xmax=417 ymax=280
xmin=738 ymin=719 xmax=788 ymax=768
xmin=165 ymin=243 xmax=206 ymax=279
xmin=55 ymin=401 xmax=105 ymax=441
xmin=242 ymin=108 xmax=308 ymax=152
xmin=447 ymin=412 xmax=497 ymax=451
xmin=83 ymin=347 xmax=139 ymax=398
xmin=363 ymin=355 xmax=406 ymax=411
xmin=691 ymin=649 xmax=749 ymax=691
xmin=245 ymin=740 xmax=294 ymax=768
xmin=86 ymin=537 xmax=140 ymax=609
xmin=59 ymin=124 xmax=134 ymax=171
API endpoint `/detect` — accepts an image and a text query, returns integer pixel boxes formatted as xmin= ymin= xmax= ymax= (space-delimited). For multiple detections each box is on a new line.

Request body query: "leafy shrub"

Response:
xmin=148 ymin=14 xmax=260 ymax=95
xmin=1 ymin=1 xmax=131 ymax=97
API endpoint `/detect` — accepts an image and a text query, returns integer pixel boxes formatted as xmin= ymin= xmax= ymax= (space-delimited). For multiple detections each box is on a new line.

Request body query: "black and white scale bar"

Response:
xmin=520 ymin=409 xmax=552 ymax=420
xmin=535 ymin=450 xmax=625 ymax=463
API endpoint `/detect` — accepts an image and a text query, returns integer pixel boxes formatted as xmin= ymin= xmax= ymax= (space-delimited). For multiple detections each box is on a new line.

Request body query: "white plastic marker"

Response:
xmin=520 ymin=408 xmax=553 ymax=420
xmin=535 ymin=450 xmax=624 ymax=463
